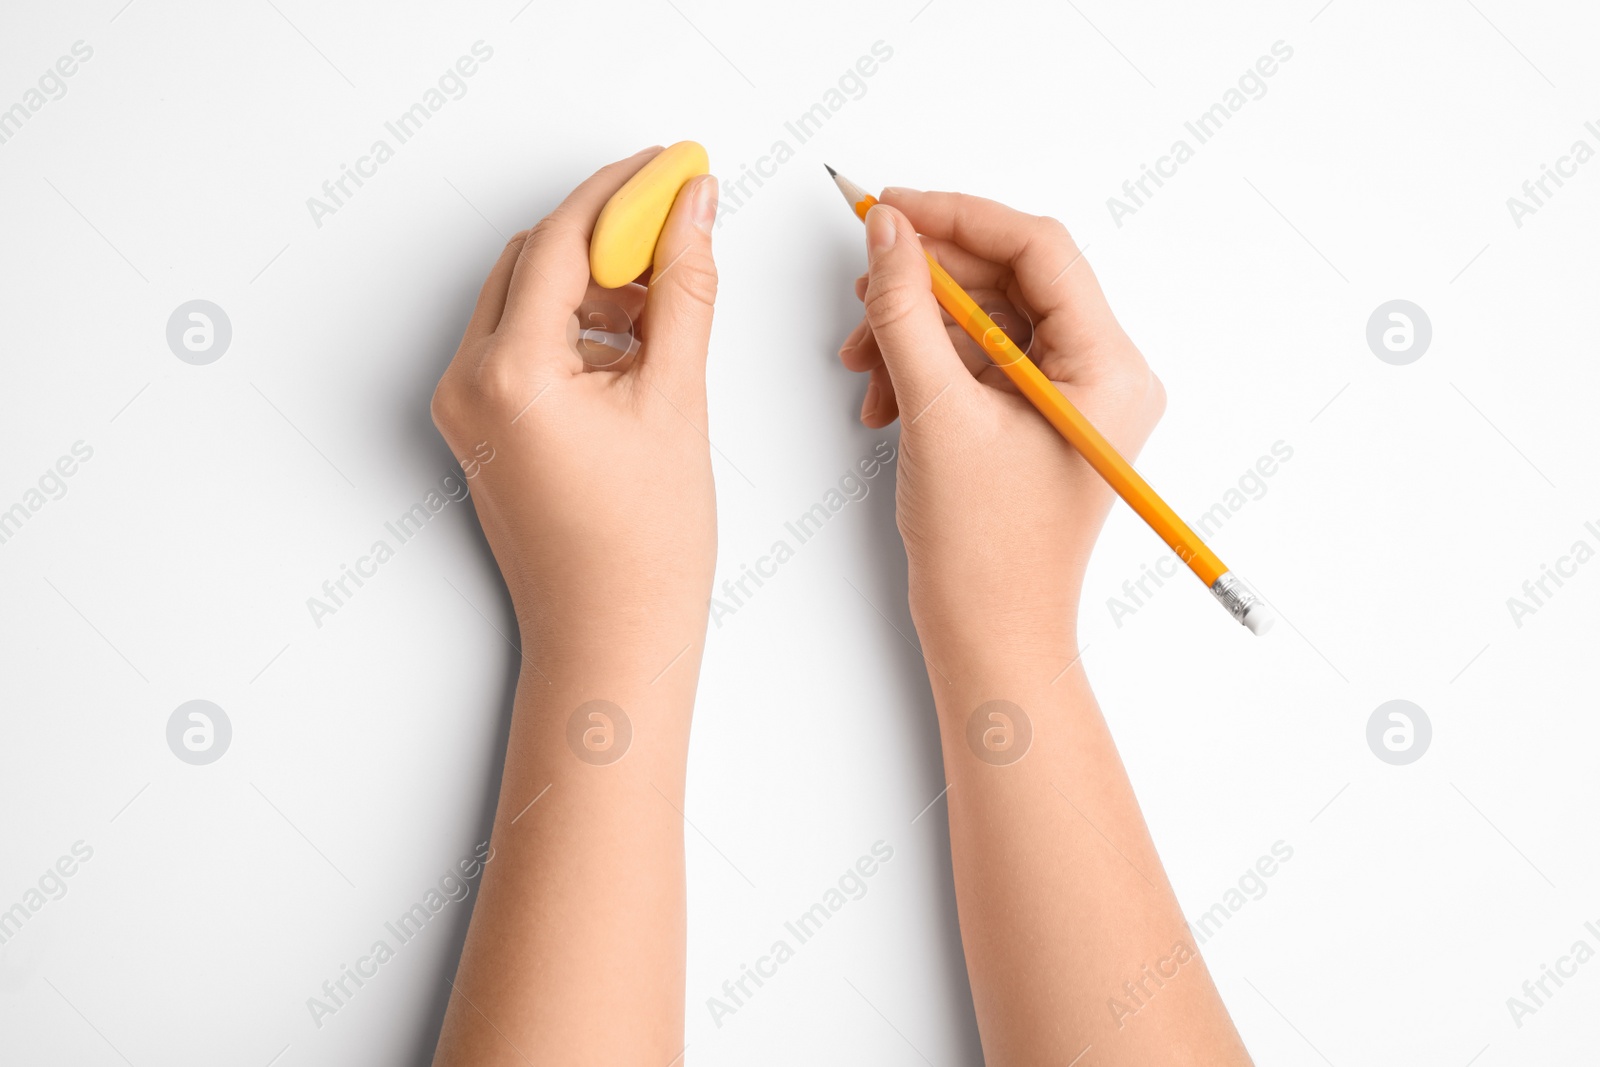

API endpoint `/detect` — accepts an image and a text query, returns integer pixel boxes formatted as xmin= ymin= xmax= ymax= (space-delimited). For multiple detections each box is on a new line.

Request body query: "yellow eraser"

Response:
xmin=589 ymin=141 xmax=709 ymax=288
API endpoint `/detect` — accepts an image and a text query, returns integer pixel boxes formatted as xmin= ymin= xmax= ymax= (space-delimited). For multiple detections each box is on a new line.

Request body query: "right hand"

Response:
xmin=837 ymin=190 xmax=1165 ymax=666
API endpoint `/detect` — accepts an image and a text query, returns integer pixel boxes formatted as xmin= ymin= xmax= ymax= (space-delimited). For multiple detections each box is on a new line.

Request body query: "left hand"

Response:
xmin=430 ymin=148 xmax=722 ymax=665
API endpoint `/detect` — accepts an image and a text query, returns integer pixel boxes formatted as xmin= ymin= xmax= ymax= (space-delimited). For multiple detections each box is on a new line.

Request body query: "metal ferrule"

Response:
xmin=1209 ymin=571 xmax=1259 ymax=625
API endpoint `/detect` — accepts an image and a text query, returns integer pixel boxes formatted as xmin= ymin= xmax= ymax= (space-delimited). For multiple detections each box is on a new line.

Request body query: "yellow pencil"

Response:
xmin=827 ymin=167 xmax=1273 ymax=636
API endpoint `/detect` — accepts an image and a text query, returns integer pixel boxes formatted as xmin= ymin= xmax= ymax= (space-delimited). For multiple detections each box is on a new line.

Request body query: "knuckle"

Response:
xmin=525 ymin=216 xmax=557 ymax=244
xmin=661 ymin=246 xmax=718 ymax=306
xmin=432 ymin=328 xmax=556 ymax=442
xmin=435 ymin=346 xmax=542 ymax=428
xmin=524 ymin=215 xmax=575 ymax=256
xmin=948 ymin=194 xmax=984 ymax=241
xmin=606 ymin=152 xmax=649 ymax=176
xmin=1036 ymin=214 xmax=1069 ymax=237
xmin=863 ymin=278 xmax=925 ymax=332
xmin=1146 ymin=369 xmax=1168 ymax=420
xmin=1098 ymin=353 xmax=1164 ymax=415
xmin=430 ymin=376 xmax=466 ymax=438
xmin=471 ymin=352 xmax=531 ymax=414
xmin=1035 ymin=214 xmax=1079 ymax=252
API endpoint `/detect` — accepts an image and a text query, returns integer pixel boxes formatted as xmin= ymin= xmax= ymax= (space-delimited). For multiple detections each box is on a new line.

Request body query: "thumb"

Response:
xmin=639 ymin=173 xmax=719 ymax=392
xmin=861 ymin=203 xmax=968 ymax=418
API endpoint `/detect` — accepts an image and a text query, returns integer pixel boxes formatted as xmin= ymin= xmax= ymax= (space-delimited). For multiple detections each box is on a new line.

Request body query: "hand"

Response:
xmin=431 ymin=148 xmax=721 ymax=665
xmin=837 ymin=190 xmax=1164 ymax=666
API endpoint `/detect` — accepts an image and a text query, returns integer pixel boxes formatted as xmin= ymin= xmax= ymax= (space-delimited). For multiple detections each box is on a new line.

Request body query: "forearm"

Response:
xmin=925 ymin=636 xmax=1251 ymax=1067
xmin=433 ymin=607 xmax=706 ymax=1066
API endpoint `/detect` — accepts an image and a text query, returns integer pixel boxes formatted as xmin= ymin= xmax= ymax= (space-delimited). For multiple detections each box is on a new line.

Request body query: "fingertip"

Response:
xmin=875 ymin=189 xmax=927 ymax=236
xmin=864 ymin=203 xmax=898 ymax=259
xmin=875 ymin=394 xmax=900 ymax=428
xmin=693 ymin=173 xmax=718 ymax=235
xmin=839 ymin=321 xmax=882 ymax=373
xmin=654 ymin=173 xmax=718 ymax=270
xmin=839 ymin=320 xmax=867 ymax=356
xmin=860 ymin=377 xmax=879 ymax=423
xmin=860 ymin=364 xmax=898 ymax=427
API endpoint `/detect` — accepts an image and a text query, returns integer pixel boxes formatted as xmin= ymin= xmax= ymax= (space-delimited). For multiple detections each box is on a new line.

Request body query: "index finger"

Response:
xmin=497 ymin=146 xmax=663 ymax=342
xmin=876 ymin=188 xmax=1109 ymax=327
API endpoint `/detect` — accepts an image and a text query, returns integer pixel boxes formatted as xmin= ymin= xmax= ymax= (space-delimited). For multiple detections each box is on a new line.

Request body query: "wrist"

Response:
xmin=508 ymin=579 xmax=710 ymax=697
xmin=910 ymin=594 xmax=1078 ymax=683
xmin=920 ymin=642 xmax=1091 ymax=780
xmin=906 ymin=559 xmax=1082 ymax=650
xmin=918 ymin=627 xmax=1083 ymax=720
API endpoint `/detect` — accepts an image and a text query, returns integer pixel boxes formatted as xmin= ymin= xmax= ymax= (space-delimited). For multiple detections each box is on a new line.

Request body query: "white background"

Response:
xmin=2 ymin=0 xmax=1597 ymax=1063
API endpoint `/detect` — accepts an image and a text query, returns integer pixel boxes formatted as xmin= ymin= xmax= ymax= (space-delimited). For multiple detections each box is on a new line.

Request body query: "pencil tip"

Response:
xmin=823 ymin=163 xmax=838 ymax=178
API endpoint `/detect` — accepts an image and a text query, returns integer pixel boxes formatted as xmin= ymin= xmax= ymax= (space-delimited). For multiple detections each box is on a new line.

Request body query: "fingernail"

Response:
xmin=882 ymin=186 xmax=919 ymax=198
xmin=861 ymin=379 xmax=879 ymax=422
xmin=865 ymin=204 xmax=896 ymax=258
xmin=693 ymin=175 xmax=718 ymax=233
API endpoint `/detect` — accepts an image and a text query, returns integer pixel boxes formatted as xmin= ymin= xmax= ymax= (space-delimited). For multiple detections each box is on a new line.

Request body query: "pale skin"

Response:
xmin=843 ymin=191 xmax=1254 ymax=1065
xmin=428 ymin=148 xmax=1250 ymax=1063
xmin=429 ymin=147 xmax=719 ymax=1066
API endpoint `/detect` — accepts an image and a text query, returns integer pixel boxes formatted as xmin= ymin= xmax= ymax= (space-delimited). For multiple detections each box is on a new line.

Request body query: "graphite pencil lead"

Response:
xmin=824 ymin=163 xmax=838 ymax=177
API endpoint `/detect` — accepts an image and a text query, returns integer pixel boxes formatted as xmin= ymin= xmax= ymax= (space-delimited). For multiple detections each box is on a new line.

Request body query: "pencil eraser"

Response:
xmin=1242 ymin=603 xmax=1275 ymax=637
